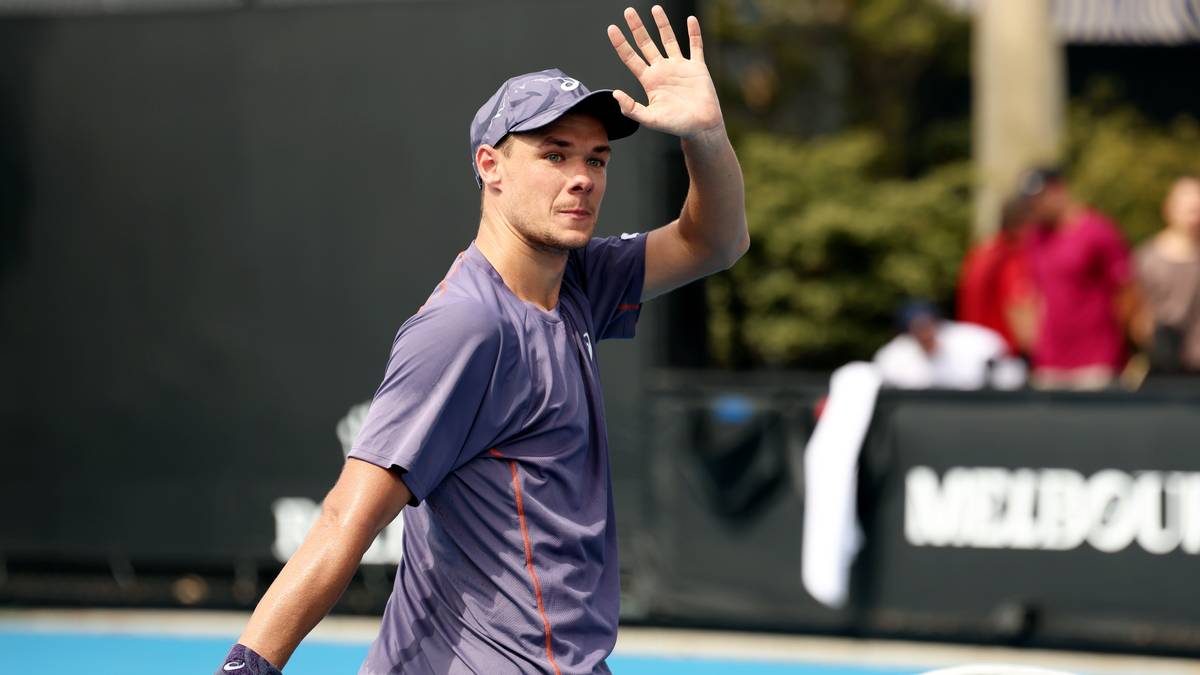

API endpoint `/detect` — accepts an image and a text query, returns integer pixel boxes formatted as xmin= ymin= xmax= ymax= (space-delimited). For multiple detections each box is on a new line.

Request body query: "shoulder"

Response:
xmin=874 ymin=334 xmax=919 ymax=362
xmin=1134 ymin=239 xmax=1158 ymax=265
xmin=402 ymin=296 xmax=507 ymax=353
xmin=412 ymin=253 xmax=522 ymax=341
xmin=1081 ymin=210 xmax=1126 ymax=240
xmin=568 ymin=233 xmax=644 ymax=267
xmin=943 ymin=321 xmax=1005 ymax=350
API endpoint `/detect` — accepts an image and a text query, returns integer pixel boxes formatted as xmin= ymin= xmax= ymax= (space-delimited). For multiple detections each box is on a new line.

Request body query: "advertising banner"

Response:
xmin=856 ymin=391 xmax=1200 ymax=651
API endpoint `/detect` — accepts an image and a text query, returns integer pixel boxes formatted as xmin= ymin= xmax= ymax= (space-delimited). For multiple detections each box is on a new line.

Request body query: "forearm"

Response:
xmin=677 ymin=125 xmax=749 ymax=267
xmin=238 ymin=508 xmax=378 ymax=668
xmin=1116 ymin=283 xmax=1149 ymax=345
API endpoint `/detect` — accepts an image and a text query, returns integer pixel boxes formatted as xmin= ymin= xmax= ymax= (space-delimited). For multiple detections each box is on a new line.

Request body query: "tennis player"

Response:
xmin=217 ymin=6 xmax=747 ymax=674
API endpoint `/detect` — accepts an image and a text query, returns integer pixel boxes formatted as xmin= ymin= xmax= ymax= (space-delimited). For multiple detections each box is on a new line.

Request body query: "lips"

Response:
xmin=558 ymin=208 xmax=592 ymax=218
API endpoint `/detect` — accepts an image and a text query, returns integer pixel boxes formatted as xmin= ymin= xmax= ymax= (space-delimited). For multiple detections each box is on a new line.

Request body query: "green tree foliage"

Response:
xmin=707 ymin=131 xmax=971 ymax=367
xmin=705 ymin=0 xmax=973 ymax=368
xmin=1066 ymin=86 xmax=1200 ymax=245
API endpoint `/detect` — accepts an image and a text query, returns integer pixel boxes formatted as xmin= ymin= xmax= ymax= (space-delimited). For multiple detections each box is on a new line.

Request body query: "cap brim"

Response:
xmin=509 ymin=89 xmax=639 ymax=141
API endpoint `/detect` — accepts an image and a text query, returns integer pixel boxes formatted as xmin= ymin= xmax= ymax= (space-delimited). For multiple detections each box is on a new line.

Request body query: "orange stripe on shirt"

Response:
xmin=418 ymin=250 xmax=467 ymax=313
xmin=501 ymin=456 xmax=562 ymax=675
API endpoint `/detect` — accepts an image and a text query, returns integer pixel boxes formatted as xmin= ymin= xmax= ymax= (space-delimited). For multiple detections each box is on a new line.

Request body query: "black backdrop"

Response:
xmin=854 ymin=390 xmax=1200 ymax=651
xmin=634 ymin=382 xmax=1200 ymax=654
xmin=9 ymin=1 xmax=1200 ymax=658
xmin=0 ymin=0 xmax=692 ymax=565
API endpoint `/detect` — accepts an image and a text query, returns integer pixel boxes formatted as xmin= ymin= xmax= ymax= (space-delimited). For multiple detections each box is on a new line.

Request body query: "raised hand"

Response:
xmin=607 ymin=5 xmax=724 ymax=139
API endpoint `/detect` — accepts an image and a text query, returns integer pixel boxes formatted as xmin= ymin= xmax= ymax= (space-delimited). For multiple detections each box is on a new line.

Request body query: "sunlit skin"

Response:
xmin=478 ymin=114 xmax=611 ymax=254
xmin=909 ymin=315 xmax=940 ymax=355
xmin=472 ymin=113 xmax=612 ymax=311
xmin=1028 ymin=181 xmax=1078 ymax=229
xmin=1164 ymin=177 xmax=1200 ymax=240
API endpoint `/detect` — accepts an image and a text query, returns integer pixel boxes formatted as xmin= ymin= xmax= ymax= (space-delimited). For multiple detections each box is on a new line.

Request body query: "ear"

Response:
xmin=476 ymin=144 xmax=503 ymax=190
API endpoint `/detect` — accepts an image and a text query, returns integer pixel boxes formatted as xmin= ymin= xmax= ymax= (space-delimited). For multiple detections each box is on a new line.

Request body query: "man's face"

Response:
xmin=492 ymin=113 xmax=611 ymax=252
xmin=1165 ymin=178 xmax=1200 ymax=238
xmin=908 ymin=315 xmax=939 ymax=355
xmin=1026 ymin=182 xmax=1068 ymax=226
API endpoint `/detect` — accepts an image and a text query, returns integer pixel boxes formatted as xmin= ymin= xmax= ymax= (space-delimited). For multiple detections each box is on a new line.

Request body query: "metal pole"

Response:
xmin=973 ymin=0 xmax=1064 ymax=238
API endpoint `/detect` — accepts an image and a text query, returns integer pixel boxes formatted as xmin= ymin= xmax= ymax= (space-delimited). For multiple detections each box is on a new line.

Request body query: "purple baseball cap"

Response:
xmin=470 ymin=68 xmax=639 ymax=187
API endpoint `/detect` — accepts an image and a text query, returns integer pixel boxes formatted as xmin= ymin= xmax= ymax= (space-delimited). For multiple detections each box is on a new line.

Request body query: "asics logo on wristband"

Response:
xmin=223 ymin=661 xmax=246 ymax=671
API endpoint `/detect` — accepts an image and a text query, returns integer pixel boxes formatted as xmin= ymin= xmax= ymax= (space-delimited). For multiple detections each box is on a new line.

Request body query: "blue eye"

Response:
xmin=587 ymin=158 xmax=606 ymax=168
xmin=546 ymin=152 xmax=564 ymax=162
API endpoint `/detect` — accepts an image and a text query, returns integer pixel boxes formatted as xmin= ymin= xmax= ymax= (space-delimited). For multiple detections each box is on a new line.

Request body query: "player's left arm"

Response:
xmin=608 ymin=6 xmax=749 ymax=302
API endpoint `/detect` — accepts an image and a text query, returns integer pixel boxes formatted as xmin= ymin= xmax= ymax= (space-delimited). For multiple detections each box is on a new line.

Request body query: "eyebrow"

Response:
xmin=540 ymin=136 xmax=611 ymax=154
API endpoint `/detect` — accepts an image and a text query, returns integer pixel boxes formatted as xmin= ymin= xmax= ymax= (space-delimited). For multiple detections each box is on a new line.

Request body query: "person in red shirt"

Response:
xmin=1018 ymin=167 xmax=1139 ymax=389
xmin=957 ymin=197 xmax=1037 ymax=356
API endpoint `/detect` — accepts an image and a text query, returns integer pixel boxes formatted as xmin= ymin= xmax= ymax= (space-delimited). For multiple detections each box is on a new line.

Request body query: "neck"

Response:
xmin=1055 ymin=203 xmax=1086 ymax=229
xmin=475 ymin=209 xmax=569 ymax=311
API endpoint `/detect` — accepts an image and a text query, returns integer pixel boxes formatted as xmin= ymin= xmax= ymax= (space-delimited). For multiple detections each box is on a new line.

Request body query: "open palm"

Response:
xmin=607 ymin=6 xmax=723 ymax=139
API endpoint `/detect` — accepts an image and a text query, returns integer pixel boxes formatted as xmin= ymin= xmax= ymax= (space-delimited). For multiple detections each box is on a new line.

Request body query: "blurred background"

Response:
xmin=3 ymin=0 xmax=1200 ymax=673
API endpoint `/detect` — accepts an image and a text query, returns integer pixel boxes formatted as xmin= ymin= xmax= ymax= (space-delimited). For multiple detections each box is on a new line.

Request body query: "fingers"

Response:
xmin=650 ymin=5 xmax=682 ymax=59
xmin=607 ymin=24 xmax=647 ymax=78
xmin=687 ymin=15 xmax=704 ymax=62
xmin=623 ymin=6 xmax=663 ymax=64
xmin=612 ymin=90 xmax=649 ymax=125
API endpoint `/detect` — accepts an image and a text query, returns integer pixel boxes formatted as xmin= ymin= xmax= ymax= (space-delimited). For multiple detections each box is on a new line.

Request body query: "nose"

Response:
xmin=567 ymin=168 xmax=594 ymax=195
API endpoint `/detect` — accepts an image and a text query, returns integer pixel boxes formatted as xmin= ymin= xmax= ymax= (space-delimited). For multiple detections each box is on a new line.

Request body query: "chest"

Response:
xmin=506 ymin=291 xmax=603 ymax=457
xmin=1033 ymin=229 xmax=1104 ymax=285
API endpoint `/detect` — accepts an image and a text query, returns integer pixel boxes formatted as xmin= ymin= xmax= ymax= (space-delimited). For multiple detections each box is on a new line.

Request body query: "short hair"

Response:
xmin=896 ymin=299 xmax=941 ymax=331
xmin=494 ymin=134 xmax=515 ymax=156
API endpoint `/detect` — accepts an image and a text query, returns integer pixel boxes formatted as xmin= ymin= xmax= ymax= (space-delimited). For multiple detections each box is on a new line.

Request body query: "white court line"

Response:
xmin=1 ymin=609 xmax=1198 ymax=674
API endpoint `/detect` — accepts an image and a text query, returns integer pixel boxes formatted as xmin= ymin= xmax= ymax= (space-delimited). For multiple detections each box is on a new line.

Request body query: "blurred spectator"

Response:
xmin=873 ymin=300 xmax=1024 ymax=390
xmin=1019 ymin=167 xmax=1138 ymax=390
xmin=1135 ymin=176 xmax=1200 ymax=373
xmin=957 ymin=197 xmax=1037 ymax=355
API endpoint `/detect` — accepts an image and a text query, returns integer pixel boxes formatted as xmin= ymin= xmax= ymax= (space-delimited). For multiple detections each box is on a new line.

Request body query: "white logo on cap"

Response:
xmin=223 ymin=662 xmax=246 ymax=671
xmin=559 ymin=78 xmax=580 ymax=91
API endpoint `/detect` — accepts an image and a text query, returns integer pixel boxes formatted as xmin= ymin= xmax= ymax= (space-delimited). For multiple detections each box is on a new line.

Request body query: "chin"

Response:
xmin=544 ymin=222 xmax=594 ymax=251
xmin=526 ymin=230 xmax=591 ymax=253
xmin=559 ymin=229 xmax=593 ymax=250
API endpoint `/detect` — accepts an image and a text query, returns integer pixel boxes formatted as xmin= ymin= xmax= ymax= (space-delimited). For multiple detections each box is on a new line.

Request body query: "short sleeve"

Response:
xmin=569 ymin=234 xmax=647 ymax=341
xmin=348 ymin=300 xmax=503 ymax=503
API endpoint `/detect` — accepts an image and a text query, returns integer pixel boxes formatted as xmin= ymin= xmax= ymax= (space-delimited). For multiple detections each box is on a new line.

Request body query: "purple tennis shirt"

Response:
xmin=348 ymin=234 xmax=646 ymax=674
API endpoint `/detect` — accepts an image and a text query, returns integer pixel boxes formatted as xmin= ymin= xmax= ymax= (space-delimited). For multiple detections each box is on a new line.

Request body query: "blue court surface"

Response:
xmin=0 ymin=629 xmax=918 ymax=675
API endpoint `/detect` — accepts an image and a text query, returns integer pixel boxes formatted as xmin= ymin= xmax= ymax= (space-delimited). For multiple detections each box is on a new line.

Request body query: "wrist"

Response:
xmin=680 ymin=121 xmax=729 ymax=148
xmin=217 ymin=643 xmax=283 ymax=675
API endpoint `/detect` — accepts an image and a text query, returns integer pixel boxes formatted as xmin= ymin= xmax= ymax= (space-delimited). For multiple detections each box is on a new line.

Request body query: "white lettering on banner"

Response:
xmin=905 ymin=466 xmax=1200 ymax=555
xmin=271 ymin=498 xmax=404 ymax=564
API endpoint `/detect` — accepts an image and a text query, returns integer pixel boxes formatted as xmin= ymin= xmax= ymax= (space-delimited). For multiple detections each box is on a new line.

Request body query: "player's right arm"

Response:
xmin=220 ymin=298 xmax=504 ymax=673
xmin=230 ymin=458 xmax=411 ymax=670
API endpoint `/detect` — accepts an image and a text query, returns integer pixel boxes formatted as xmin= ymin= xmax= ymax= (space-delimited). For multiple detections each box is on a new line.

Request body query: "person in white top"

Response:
xmin=874 ymin=300 xmax=1025 ymax=390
